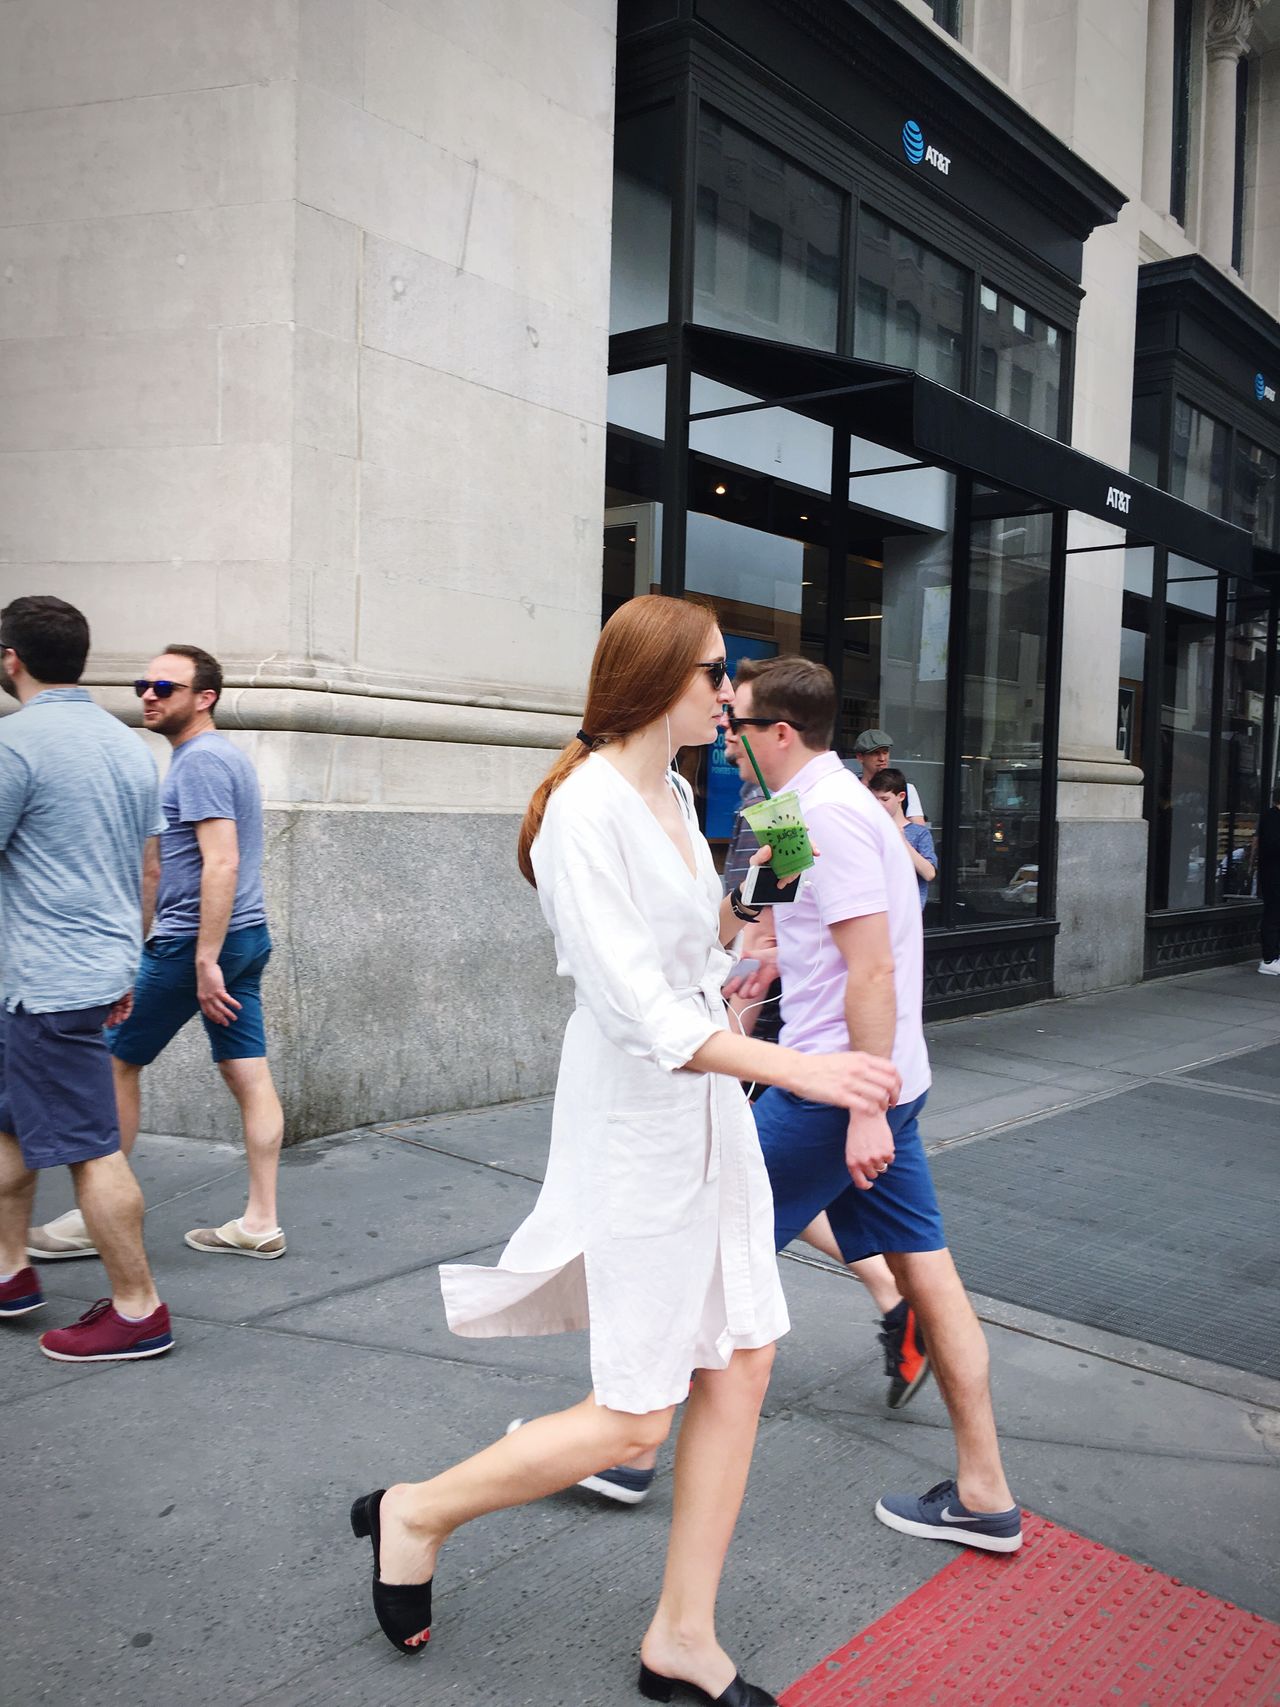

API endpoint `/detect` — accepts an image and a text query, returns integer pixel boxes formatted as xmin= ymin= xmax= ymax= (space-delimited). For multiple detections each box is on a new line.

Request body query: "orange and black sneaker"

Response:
xmin=880 ymin=1300 xmax=930 ymax=1409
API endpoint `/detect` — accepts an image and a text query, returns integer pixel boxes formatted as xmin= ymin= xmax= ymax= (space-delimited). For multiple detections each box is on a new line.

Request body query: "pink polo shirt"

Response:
xmin=772 ymin=749 xmax=931 ymax=1103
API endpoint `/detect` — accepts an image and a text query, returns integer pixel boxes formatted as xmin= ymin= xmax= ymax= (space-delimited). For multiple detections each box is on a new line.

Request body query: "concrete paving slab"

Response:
xmin=1183 ymin=1040 xmax=1280 ymax=1097
xmin=1 ymin=1320 xmax=590 ymax=1707
xmin=30 ymin=1132 xmax=244 ymax=1227
xmin=374 ymin=1098 xmax=554 ymax=1181
xmin=931 ymin=1080 xmax=1280 ymax=1378
xmin=923 ymin=1044 xmax=1134 ymax=1094
xmin=261 ymin=1410 xmax=945 ymax=1707
xmin=33 ymin=1133 xmax=540 ymax=1326
xmin=806 ymin=1320 xmax=1280 ymax=1620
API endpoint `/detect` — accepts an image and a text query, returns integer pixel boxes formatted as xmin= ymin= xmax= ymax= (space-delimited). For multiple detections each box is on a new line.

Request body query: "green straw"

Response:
xmin=738 ymin=732 xmax=772 ymax=798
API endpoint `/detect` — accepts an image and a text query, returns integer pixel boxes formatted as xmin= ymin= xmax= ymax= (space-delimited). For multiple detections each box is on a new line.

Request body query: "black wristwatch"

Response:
xmin=729 ymin=883 xmax=763 ymax=923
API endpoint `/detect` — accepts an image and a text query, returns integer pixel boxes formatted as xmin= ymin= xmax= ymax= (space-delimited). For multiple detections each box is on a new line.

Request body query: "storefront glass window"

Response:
xmin=1230 ymin=435 xmax=1279 ymax=548
xmin=1119 ymin=549 xmax=1154 ymax=772
xmin=610 ymin=107 xmax=673 ymax=334
xmin=604 ymin=367 xmax=667 ymax=622
xmin=956 ymin=504 xmax=1053 ymax=922
xmin=854 ymin=210 xmax=966 ymax=390
xmin=976 ymin=285 xmax=1063 ymax=438
xmin=1129 ymin=393 xmax=1162 ymax=486
xmin=843 ymin=523 xmax=953 ymax=927
xmin=1216 ymin=578 xmax=1269 ymax=903
xmin=694 ymin=110 xmax=842 ymax=351
xmin=1169 ymin=398 xmax=1229 ymax=517
xmin=1154 ymin=556 xmax=1218 ymax=910
xmin=684 ymin=379 xmax=833 ymax=834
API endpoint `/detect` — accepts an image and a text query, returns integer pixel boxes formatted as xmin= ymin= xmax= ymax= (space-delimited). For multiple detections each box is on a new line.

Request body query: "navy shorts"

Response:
xmin=0 ymin=1004 xmax=122 ymax=1170
xmin=107 ymin=923 xmax=272 ymax=1066
xmin=753 ymin=1089 xmax=945 ymax=1261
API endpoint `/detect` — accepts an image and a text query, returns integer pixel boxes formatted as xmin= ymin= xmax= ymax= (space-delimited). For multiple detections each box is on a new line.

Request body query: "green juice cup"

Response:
xmin=739 ymin=790 xmax=815 ymax=878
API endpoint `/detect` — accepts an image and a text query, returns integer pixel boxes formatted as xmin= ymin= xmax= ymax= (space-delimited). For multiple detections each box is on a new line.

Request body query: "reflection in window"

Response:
xmin=1155 ymin=557 xmax=1218 ymax=910
xmin=956 ymin=510 xmax=1052 ymax=922
xmin=1169 ymin=398 xmax=1229 ymax=517
xmin=610 ymin=107 xmax=672 ymax=334
xmin=1231 ymin=436 xmax=1278 ymax=548
xmin=1130 ymin=393 xmax=1162 ymax=486
xmin=1217 ymin=580 xmax=1269 ymax=902
xmin=854 ymin=210 xmax=966 ymax=389
xmin=694 ymin=110 xmax=842 ymax=350
xmin=976 ymin=285 xmax=1063 ymax=438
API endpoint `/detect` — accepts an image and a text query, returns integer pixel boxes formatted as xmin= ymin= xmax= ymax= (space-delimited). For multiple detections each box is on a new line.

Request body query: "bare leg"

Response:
xmin=111 ymin=1058 xmax=142 ymax=1159
xmin=377 ymin=1395 xmax=675 ymax=1586
xmin=71 ymin=1152 xmax=160 ymax=1319
xmin=799 ymin=1214 xmax=902 ymax=1314
xmin=0 ymin=1131 xmax=37 ymax=1274
xmin=217 ymin=1057 xmax=283 ymax=1232
xmin=640 ymin=1343 xmax=776 ymax=1698
xmin=885 ymin=1249 xmax=1012 ymax=1511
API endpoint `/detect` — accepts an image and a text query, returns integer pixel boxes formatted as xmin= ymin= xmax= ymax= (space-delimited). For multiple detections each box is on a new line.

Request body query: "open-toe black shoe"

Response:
xmin=350 ymin=1488 xmax=433 ymax=1655
xmin=638 ymin=1662 xmax=777 ymax=1704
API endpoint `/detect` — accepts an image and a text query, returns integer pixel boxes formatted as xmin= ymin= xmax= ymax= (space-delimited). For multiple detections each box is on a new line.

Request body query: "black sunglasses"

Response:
xmin=724 ymin=714 xmax=806 ymax=734
xmin=696 ymin=659 xmax=729 ymax=689
xmin=133 ymin=679 xmax=193 ymax=699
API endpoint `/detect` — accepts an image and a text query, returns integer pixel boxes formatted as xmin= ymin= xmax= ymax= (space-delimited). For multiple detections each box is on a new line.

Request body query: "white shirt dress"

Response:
xmin=439 ymin=754 xmax=790 ymax=1414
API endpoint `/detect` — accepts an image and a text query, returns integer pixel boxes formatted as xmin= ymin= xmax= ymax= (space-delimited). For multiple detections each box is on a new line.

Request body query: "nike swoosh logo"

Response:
xmin=939 ymin=1507 xmax=979 ymax=1524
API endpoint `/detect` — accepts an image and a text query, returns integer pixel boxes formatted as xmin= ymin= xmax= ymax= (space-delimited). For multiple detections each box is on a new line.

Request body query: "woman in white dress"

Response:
xmin=351 ymin=596 xmax=899 ymax=1706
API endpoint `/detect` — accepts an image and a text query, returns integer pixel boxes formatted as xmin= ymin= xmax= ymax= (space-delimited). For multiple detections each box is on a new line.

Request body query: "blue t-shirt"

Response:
xmin=904 ymin=821 xmax=937 ymax=911
xmin=153 ymin=732 xmax=267 ymax=939
xmin=0 ymin=688 xmax=165 ymax=1012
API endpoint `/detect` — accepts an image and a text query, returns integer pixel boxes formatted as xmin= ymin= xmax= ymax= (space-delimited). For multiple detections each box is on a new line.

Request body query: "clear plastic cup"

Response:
xmin=739 ymin=790 xmax=815 ymax=878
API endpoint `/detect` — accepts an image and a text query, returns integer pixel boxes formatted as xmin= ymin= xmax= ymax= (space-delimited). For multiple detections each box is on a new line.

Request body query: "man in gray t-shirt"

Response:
xmin=29 ymin=644 xmax=287 ymax=1268
xmin=0 ymin=595 xmax=172 ymax=1362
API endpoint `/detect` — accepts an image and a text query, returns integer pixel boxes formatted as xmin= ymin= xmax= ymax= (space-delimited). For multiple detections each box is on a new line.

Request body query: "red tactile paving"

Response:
xmin=781 ymin=1513 xmax=1280 ymax=1706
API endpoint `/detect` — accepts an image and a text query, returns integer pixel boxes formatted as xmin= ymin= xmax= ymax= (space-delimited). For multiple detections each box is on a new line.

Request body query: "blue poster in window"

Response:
xmin=705 ymin=634 xmax=779 ymax=840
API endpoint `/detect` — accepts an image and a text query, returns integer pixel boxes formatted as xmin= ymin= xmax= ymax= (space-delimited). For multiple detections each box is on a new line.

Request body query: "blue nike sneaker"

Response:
xmin=875 ymin=1478 xmax=1022 ymax=1553
xmin=506 ymin=1418 xmax=654 ymax=1505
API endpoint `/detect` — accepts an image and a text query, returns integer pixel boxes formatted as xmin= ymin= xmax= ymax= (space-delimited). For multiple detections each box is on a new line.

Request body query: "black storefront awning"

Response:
xmin=686 ymin=326 xmax=1253 ymax=577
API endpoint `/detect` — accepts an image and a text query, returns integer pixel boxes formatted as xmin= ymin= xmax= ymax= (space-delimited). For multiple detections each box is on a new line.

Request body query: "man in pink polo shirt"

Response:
xmin=737 ymin=656 xmax=1021 ymax=1555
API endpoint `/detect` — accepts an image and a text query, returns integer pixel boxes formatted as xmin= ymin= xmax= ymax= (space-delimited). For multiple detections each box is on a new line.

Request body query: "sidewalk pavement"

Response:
xmin=3 ymin=963 xmax=1278 ymax=1706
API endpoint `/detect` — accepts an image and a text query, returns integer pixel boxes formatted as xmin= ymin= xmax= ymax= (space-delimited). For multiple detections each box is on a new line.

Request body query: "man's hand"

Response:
xmin=197 ymin=959 xmax=241 ymax=1027
xmin=846 ymin=1109 xmax=895 ymax=1191
xmin=104 ymin=991 xmax=133 ymax=1029
xmin=787 ymin=1051 xmax=900 ymax=1119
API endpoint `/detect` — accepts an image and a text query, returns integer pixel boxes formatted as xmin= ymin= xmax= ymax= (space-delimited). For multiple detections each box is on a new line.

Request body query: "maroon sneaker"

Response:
xmin=0 ymin=1266 xmax=45 ymax=1317
xmin=39 ymin=1297 xmax=173 ymax=1363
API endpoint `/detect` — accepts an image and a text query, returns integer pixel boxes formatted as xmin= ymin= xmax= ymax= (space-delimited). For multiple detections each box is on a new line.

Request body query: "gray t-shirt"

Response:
xmin=0 ymin=688 xmax=165 ymax=1013
xmin=153 ymin=731 xmax=267 ymax=939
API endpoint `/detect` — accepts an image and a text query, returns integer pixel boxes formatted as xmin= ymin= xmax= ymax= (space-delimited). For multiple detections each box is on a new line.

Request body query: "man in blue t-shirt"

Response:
xmin=0 ymin=594 xmax=173 ymax=1362
xmin=29 ymin=644 xmax=287 ymax=1266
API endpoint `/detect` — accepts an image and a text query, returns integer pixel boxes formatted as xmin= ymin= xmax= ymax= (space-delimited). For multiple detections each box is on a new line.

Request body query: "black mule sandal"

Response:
xmin=350 ymin=1488 xmax=433 ymax=1655
xmin=638 ymin=1662 xmax=777 ymax=1704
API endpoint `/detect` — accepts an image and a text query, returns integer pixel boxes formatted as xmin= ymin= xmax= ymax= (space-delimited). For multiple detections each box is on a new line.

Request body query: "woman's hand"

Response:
xmin=786 ymin=1050 xmax=900 ymax=1119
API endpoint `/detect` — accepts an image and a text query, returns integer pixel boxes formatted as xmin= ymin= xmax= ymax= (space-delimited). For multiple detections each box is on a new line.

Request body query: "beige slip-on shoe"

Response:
xmin=184 ymin=1219 xmax=287 ymax=1259
xmin=28 ymin=1207 xmax=99 ymax=1262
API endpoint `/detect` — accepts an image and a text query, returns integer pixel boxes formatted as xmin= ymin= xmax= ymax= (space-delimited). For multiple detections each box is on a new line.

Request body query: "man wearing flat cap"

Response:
xmin=850 ymin=730 xmax=926 ymax=823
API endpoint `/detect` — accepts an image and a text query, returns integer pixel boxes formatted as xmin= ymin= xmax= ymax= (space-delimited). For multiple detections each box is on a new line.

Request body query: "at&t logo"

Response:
xmin=902 ymin=119 xmax=950 ymax=176
xmin=1106 ymin=486 xmax=1132 ymax=515
xmin=1257 ymin=372 xmax=1276 ymax=403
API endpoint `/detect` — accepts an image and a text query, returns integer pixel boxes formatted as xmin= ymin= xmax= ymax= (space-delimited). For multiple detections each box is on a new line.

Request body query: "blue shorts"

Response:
xmin=0 ymin=1004 xmax=122 ymax=1170
xmin=752 ymin=1089 xmax=945 ymax=1261
xmin=107 ymin=923 xmax=272 ymax=1066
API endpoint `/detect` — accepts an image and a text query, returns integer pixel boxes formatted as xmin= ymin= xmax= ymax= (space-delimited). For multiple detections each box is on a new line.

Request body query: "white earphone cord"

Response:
xmin=727 ymin=889 xmax=847 ymax=1099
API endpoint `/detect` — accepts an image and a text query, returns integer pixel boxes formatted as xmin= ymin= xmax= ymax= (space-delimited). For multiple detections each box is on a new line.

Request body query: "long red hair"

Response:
xmin=518 ymin=594 xmax=717 ymax=886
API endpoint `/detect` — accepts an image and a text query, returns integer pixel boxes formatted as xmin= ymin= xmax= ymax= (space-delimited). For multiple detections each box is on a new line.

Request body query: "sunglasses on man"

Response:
xmin=133 ymin=679 xmax=194 ymax=699
xmin=723 ymin=713 xmax=806 ymax=734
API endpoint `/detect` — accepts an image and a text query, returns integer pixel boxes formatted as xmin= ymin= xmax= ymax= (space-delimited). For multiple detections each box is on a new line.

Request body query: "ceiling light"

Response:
xmin=799 ymin=514 xmax=808 ymax=522
xmin=714 ymin=483 xmax=727 ymax=496
xmin=844 ymin=614 xmax=884 ymax=622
